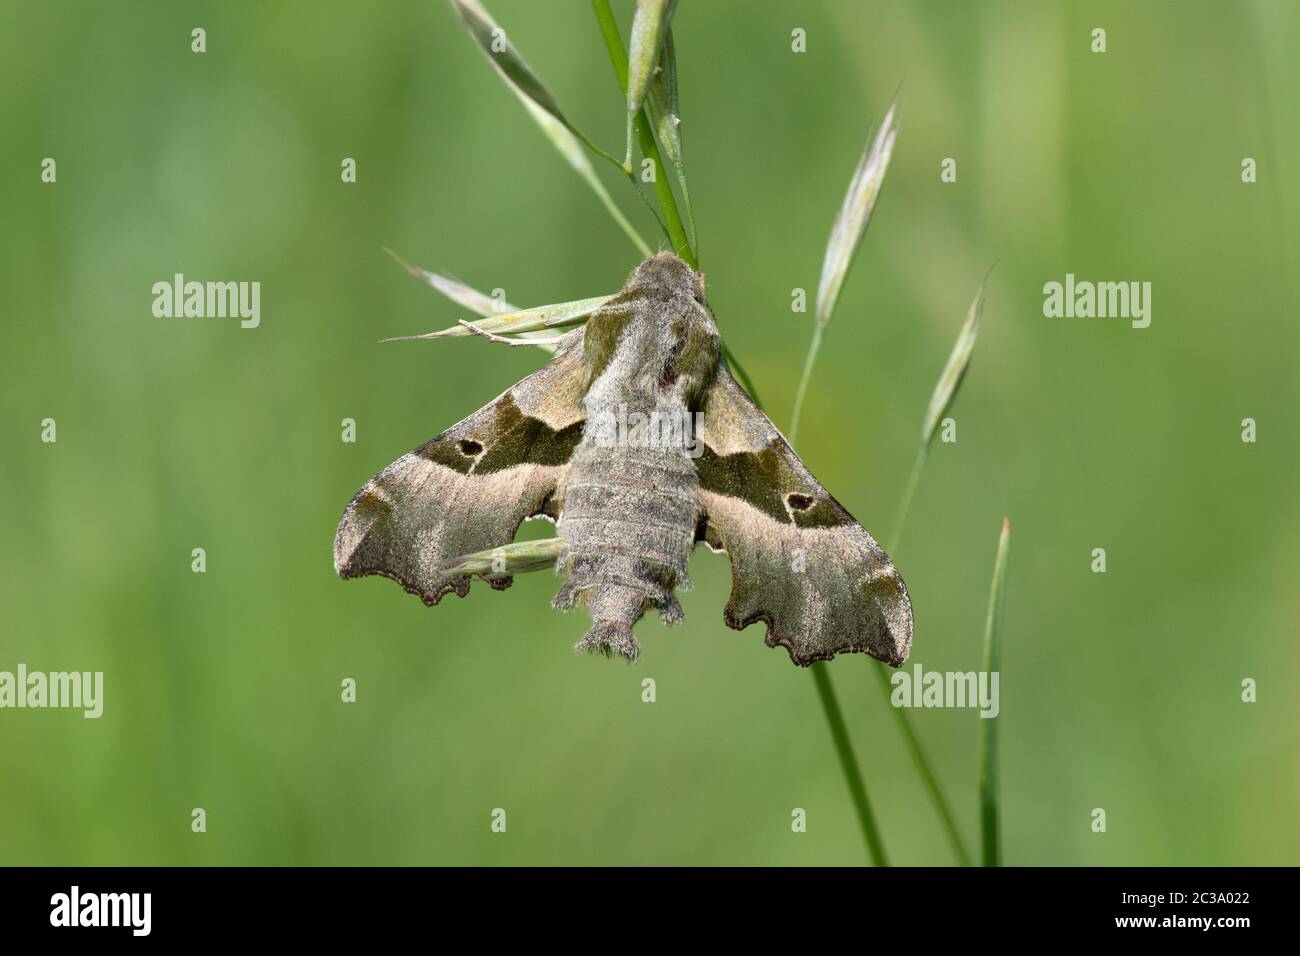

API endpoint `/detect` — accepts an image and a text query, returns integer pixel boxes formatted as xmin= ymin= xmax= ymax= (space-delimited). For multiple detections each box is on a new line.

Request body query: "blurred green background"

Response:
xmin=2 ymin=0 xmax=1297 ymax=866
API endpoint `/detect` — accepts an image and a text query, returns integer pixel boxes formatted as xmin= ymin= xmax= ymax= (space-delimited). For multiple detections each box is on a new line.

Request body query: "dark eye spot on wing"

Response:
xmin=696 ymin=441 xmax=850 ymax=528
xmin=414 ymin=395 xmax=581 ymax=475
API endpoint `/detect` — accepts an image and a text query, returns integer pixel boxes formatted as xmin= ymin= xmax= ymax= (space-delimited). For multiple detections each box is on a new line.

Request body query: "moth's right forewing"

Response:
xmin=694 ymin=366 xmax=913 ymax=666
xmin=334 ymin=328 xmax=587 ymax=605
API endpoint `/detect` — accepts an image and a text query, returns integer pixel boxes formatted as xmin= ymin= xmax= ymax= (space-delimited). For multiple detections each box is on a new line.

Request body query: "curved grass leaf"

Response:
xmin=644 ymin=27 xmax=696 ymax=249
xmin=645 ymin=28 xmax=682 ymax=166
xmin=451 ymin=0 xmax=566 ymax=125
xmin=385 ymin=249 xmax=570 ymax=353
xmin=592 ymin=0 xmax=695 ymax=264
xmin=625 ymin=0 xmax=677 ymax=169
xmin=382 ymin=293 xmax=613 ymax=341
xmin=442 ymin=537 xmax=566 ymax=580
xmin=385 ymin=248 xmax=517 ymax=316
xmin=450 ymin=0 xmax=650 ymax=255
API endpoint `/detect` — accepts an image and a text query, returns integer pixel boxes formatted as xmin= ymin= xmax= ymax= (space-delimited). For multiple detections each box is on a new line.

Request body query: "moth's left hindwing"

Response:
xmin=696 ymin=366 xmax=913 ymax=667
xmin=334 ymin=329 xmax=586 ymax=604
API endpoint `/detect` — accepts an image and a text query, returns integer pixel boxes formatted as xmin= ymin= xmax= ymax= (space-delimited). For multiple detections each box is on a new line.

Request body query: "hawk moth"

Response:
xmin=333 ymin=253 xmax=912 ymax=666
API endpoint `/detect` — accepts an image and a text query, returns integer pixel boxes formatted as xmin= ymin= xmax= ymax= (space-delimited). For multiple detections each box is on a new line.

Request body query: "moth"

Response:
xmin=334 ymin=253 xmax=912 ymax=667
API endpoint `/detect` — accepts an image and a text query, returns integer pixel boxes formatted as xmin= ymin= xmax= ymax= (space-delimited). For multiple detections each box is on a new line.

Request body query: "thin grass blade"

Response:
xmin=873 ymin=664 xmax=973 ymax=865
xmin=625 ymin=0 xmax=676 ymax=169
xmin=812 ymin=663 xmax=889 ymax=865
xmin=978 ymin=518 xmax=1011 ymax=867
xmin=442 ymin=537 xmax=566 ymax=580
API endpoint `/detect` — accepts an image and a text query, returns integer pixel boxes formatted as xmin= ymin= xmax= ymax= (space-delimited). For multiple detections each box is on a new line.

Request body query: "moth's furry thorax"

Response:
xmin=581 ymin=252 xmax=720 ymax=411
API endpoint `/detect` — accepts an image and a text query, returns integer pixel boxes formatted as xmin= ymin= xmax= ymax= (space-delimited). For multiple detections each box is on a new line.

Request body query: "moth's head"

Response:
xmin=630 ymin=252 xmax=708 ymax=307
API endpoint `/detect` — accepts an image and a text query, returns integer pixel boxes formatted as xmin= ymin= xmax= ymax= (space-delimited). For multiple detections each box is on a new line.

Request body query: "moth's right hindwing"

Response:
xmin=333 ymin=329 xmax=587 ymax=604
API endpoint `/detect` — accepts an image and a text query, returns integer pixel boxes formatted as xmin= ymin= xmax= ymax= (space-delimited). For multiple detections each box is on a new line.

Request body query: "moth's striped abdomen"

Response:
xmin=553 ymin=443 xmax=698 ymax=661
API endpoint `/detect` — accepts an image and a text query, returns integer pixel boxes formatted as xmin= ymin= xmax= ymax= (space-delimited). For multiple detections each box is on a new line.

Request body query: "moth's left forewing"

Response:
xmin=333 ymin=329 xmax=586 ymax=605
xmin=695 ymin=366 xmax=913 ymax=666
